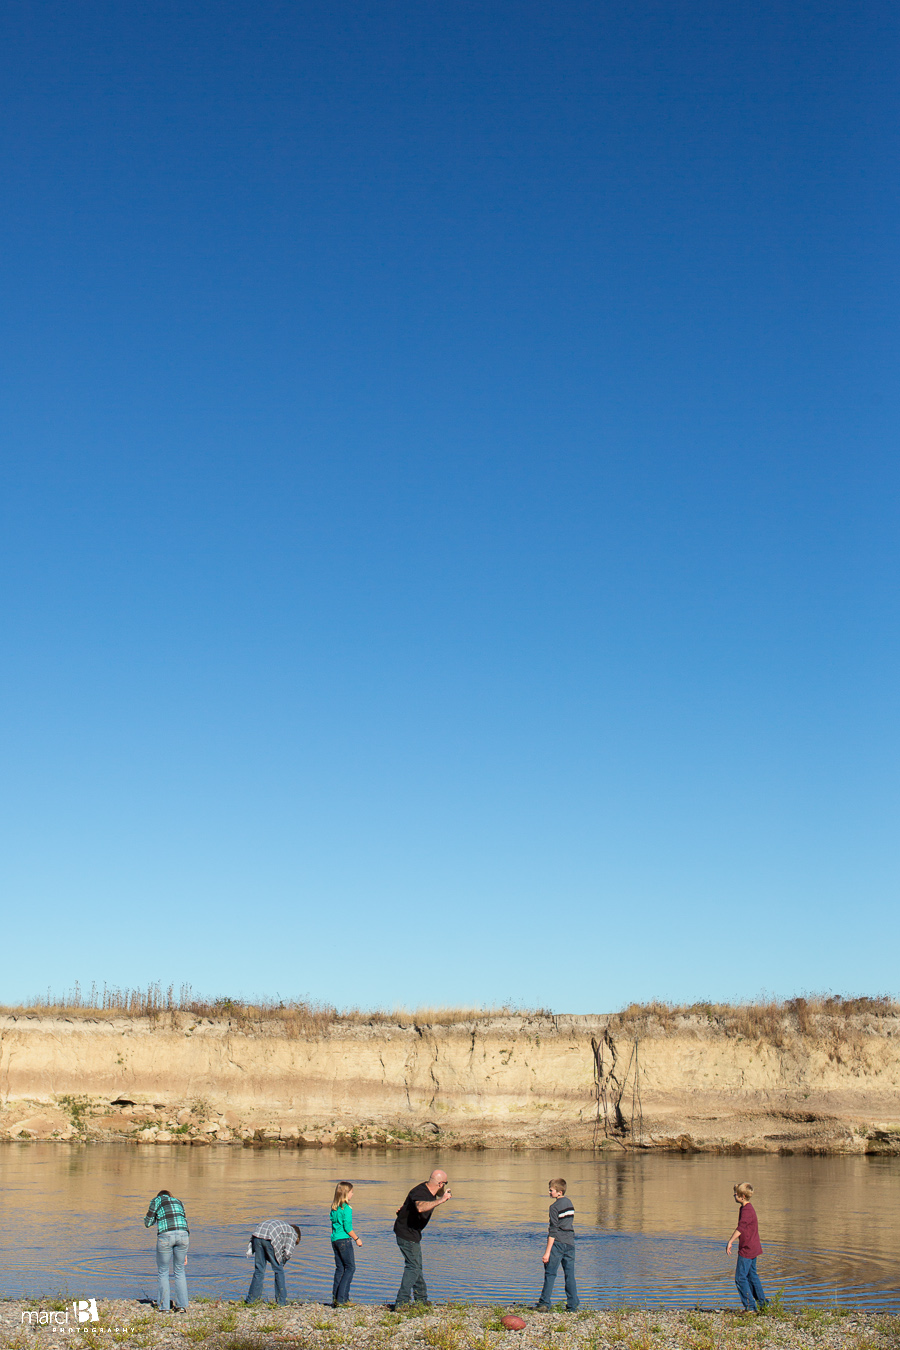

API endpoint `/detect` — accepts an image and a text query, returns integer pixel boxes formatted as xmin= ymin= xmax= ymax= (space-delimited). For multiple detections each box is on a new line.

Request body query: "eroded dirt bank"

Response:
xmin=1 ymin=1007 xmax=899 ymax=1152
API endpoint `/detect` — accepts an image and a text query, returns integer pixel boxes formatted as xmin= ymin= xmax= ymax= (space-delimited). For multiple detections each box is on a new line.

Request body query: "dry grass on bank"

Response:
xmin=611 ymin=996 xmax=899 ymax=1047
xmin=2 ymin=986 xmax=897 ymax=1047
xmin=1 ymin=983 xmax=544 ymax=1034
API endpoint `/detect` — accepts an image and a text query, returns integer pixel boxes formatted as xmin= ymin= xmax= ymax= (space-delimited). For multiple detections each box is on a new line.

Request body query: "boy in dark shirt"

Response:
xmin=534 ymin=1178 xmax=579 ymax=1312
xmin=392 ymin=1170 xmax=452 ymax=1307
xmin=726 ymin=1182 xmax=767 ymax=1312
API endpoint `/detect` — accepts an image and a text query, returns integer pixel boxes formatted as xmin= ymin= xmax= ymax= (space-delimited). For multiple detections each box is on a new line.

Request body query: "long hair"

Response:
xmin=331 ymin=1181 xmax=353 ymax=1211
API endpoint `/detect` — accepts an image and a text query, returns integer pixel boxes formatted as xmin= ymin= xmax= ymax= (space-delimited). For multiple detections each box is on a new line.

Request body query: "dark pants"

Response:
xmin=537 ymin=1242 xmax=579 ymax=1310
xmin=246 ymin=1236 xmax=286 ymax=1305
xmin=395 ymin=1235 xmax=427 ymax=1305
xmin=332 ymin=1239 xmax=356 ymax=1304
xmin=735 ymin=1256 xmax=766 ymax=1310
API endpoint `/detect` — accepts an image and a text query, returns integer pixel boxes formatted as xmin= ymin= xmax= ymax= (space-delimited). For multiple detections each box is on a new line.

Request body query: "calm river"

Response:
xmin=2 ymin=1144 xmax=898 ymax=1309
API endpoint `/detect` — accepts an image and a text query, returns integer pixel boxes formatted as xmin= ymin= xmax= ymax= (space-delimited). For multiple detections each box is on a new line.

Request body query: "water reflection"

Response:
xmin=1 ymin=1144 xmax=898 ymax=1308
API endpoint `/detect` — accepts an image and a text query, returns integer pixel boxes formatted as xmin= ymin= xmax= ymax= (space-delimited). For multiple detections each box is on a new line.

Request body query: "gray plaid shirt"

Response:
xmin=252 ymin=1220 xmax=297 ymax=1266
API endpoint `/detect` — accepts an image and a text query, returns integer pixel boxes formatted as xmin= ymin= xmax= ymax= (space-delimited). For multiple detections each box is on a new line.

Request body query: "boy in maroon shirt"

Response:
xmin=726 ymin=1182 xmax=767 ymax=1312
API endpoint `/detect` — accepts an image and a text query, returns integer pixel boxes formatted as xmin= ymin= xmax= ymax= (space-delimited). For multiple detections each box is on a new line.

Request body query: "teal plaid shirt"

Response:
xmin=145 ymin=1194 xmax=189 ymax=1233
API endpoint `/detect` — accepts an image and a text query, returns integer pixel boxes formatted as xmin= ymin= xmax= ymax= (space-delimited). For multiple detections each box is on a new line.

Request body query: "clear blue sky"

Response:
xmin=1 ymin=0 xmax=897 ymax=1012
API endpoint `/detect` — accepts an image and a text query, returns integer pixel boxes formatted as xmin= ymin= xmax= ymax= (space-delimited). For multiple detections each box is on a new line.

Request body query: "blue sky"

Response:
xmin=1 ymin=0 xmax=897 ymax=1012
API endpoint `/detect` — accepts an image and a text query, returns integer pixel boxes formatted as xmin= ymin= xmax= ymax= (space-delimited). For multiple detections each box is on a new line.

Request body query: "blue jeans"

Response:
xmin=246 ymin=1236 xmax=287 ymax=1304
xmin=395 ymin=1236 xmax=427 ymax=1305
xmin=155 ymin=1229 xmax=189 ymax=1310
xmin=332 ymin=1239 xmax=356 ymax=1304
xmin=735 ymin=1255 xmax=766 ymax=1310
xmin=537 ymin=1242 xmax=579 ymax=1310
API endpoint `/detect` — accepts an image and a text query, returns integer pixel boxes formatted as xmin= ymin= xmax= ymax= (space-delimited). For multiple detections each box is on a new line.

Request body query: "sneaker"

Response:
xmin=532 ymin=1304 xmax=551 ymax=1313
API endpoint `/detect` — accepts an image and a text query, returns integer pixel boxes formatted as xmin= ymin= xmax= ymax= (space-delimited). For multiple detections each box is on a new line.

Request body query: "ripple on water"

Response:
xmin=3 ymin=1145 xmax=899 ymax=1310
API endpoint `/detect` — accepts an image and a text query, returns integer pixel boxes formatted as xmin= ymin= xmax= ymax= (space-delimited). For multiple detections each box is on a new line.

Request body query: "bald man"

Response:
xmin=392 ymin=1169 xmax=453 ymax=1307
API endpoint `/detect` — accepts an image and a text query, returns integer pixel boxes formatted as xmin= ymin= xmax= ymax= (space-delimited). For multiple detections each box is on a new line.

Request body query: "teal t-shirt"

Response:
xmin=330 ymin=1204 xmax=354 ymax=1242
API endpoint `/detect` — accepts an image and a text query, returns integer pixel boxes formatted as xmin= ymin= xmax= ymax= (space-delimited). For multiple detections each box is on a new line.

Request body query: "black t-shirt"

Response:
xmin=393 ymin=1183 xmax=435 ymax=1243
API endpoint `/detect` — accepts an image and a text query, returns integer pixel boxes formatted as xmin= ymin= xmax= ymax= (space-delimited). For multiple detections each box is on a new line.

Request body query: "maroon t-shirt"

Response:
xmin=737 ymin=1202 xmax=762 ymax=1258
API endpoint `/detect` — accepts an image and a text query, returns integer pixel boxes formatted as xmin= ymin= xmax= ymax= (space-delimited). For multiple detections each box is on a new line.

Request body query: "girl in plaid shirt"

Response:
xmin=144 ymin=1189 xmax=190 ymax=1312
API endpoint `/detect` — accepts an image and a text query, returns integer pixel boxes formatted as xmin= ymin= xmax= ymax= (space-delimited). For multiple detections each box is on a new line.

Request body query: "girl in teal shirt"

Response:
xmin=330 ymin=1181 xmax=362 ymax=1306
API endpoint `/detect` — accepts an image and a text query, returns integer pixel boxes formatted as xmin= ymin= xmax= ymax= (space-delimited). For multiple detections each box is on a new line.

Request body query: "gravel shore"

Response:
xmin=2 ymin=1299 xmax=898 ymax=1350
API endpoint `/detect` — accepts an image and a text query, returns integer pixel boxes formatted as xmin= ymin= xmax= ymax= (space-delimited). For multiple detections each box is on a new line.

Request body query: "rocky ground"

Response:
xmin=2 ymin=1299 xmax=898 ymax=1350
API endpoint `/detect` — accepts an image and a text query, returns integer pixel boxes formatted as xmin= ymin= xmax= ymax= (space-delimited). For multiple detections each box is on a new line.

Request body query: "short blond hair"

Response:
xmin=549 ymin=1178 xmax=567 ymax=1194
xmin=734 ymin=1182 xmax=754 ymax=1200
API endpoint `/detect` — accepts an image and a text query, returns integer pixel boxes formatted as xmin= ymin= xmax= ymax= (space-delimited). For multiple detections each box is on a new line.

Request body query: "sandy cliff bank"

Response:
xmin=1 ymin=1005 xmax=899 ymax=1152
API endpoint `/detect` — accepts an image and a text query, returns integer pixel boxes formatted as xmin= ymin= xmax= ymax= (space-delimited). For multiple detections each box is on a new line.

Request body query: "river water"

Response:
xmin=2 ymin=1144 xmax=898 ymax=1309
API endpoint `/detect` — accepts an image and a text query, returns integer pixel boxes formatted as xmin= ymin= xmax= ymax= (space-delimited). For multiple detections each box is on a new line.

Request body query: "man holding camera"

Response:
xmin=392 ymin=1169 xmax=452 ymax=1307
